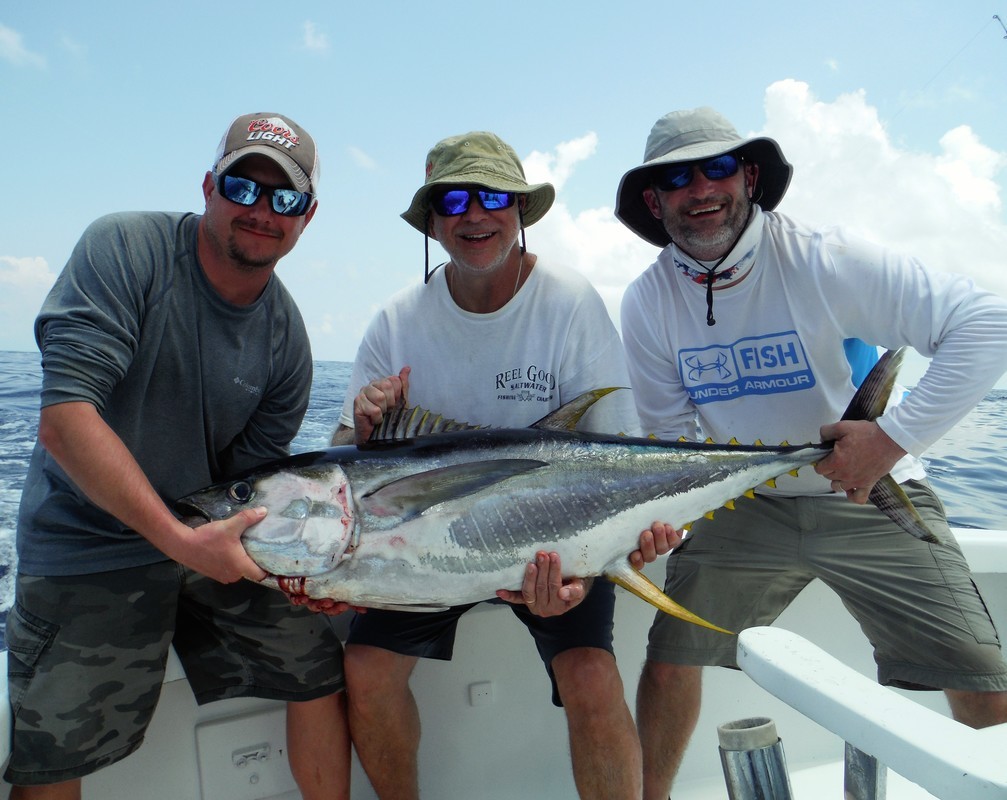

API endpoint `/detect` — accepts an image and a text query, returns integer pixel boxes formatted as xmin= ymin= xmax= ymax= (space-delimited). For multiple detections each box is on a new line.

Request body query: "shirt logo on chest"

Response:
xmin=679 ymin=332 xmax=815 ymax=404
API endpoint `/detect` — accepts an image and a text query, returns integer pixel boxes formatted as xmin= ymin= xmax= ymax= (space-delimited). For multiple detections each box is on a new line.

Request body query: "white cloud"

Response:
xmin=528 ymin=78 xmax=1007 ymax=335
xmin=303 ymin=21 xmax=328 ymax=52
xmin=349 ymin=146 xmax=378 ymax=171
xmin=760 ymin=79 xmax=1007 ymax=298
xmin=0 ymin=256 xmax=54 ymax=289
xmin=0 ymin=257 xmax=56 ymax=352
xmin=935 ymin=125 xmax=1004 ymax=212
xmin=59 ymin=34 xmax=86 ymax=58
xmin=525 ymin=132 xmax=598 ymax=191
xmin=0 ymin=23 xmax=45 ymax=68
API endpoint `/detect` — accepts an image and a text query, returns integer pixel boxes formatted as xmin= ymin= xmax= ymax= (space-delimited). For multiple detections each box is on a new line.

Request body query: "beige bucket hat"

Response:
xmin=615 ymin=107 xmax=792 ymax=247
xmin=401 ymin=131 xmax=555 ymax=233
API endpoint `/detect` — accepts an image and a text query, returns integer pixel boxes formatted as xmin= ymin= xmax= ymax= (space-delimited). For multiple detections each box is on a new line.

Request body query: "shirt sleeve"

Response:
xmin=621 ymin=275 xmax=699 ymax=441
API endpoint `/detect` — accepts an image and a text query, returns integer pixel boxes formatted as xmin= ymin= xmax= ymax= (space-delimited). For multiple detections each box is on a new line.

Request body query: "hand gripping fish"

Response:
xmin=176 ymin=348 xmax=935 ymax=634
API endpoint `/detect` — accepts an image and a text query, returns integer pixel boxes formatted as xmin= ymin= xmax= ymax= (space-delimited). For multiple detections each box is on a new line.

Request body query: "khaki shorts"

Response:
xmin=5 ymin=561 xmax=344 ymax=786
xmin=647 ymin=480 xmax=1007 ymax=692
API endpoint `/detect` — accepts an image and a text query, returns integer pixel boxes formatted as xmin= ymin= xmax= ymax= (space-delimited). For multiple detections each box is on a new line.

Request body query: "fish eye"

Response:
xmin=227 ymin=481 xmax=253 ymax=504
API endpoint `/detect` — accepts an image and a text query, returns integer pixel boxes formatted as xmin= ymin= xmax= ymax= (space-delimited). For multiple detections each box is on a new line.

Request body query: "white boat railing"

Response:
xmin=734 ymin=529 xmax=1007 ymax=799
xmin=737 ymin=625 xmax=1007 ymax=797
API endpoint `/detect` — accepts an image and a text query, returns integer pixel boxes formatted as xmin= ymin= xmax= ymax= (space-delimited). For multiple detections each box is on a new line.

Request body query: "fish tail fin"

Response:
xmin=605 ymin=561 xmax=732 ymax=635
xmin=838 ymin=347 xmax=943 ymax=545
xmin=841 ymin=347 xmax=905 ymax=422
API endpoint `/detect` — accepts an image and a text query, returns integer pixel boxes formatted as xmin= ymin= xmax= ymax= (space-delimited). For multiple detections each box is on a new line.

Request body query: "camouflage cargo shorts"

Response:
xmin=4 ymin=561 xmax=344 ymax=786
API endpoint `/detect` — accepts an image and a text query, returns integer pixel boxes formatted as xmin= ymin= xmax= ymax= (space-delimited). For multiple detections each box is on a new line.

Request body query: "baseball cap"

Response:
xmin=212 ymin=113 xmax=320 ymax=195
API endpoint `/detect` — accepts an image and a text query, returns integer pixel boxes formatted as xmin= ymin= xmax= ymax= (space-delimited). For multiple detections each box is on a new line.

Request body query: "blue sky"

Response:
xmin=3 ymin=2 xmax=1006 ymax=387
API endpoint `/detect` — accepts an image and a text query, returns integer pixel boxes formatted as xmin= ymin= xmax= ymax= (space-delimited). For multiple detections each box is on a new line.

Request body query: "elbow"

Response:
xmin=37 ymin=402 xmax=94 ymax=461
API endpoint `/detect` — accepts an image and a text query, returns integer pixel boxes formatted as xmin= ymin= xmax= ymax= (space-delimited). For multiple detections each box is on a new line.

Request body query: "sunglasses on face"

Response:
xmin=429 ymin=187 xmax=517 ymax=217
xmin=215 ymin=174 xmax=313 ymax=217
xmin=653 ymin=154 xmax=742 ymax=192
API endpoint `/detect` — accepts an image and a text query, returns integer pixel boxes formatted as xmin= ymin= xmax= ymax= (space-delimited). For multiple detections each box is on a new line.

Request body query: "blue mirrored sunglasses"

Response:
xmin=215 ymin=174 xmax=313 ymax=217
xmin=429 ymin=188 xmax=517 ymax=217
xmin=653 ymin=153 xmax=741 ymax=192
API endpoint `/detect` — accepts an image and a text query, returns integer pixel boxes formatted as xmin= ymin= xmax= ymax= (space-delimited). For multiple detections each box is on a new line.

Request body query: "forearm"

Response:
xmin=39 ymin=401 xmax=191 ymax=559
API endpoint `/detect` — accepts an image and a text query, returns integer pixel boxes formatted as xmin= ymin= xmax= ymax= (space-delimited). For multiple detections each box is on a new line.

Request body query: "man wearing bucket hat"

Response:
xmin=615 ymin=107 xmax=1007 ymax=799
xmin=8 ymin=113 xmax=351 ymax=799
xmin=333 ymin=131 xmax=648 ymax=799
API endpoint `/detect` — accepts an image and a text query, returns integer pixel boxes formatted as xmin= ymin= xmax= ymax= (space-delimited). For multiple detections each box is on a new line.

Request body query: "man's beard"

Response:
xmin=666 ymin=196 xmax=752 ymax=257
xmin=226 ymin=238 xmax=277 ymax=271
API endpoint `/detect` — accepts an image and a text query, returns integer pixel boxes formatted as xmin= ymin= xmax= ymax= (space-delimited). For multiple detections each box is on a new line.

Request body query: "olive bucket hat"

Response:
xmin=615 ymin=107 xmax=793 ymax=247
xmin=401 ymin=132 xmax=555 ymax=233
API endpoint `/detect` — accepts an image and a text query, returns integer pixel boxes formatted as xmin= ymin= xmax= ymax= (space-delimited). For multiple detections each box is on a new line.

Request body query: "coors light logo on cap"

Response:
xmin=212 ymin=112 xmax=320 ymax=195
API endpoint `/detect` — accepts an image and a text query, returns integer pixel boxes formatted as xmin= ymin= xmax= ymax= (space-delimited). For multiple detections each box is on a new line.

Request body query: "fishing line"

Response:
xmin=888 ymin=15 xmax=999 ymax=124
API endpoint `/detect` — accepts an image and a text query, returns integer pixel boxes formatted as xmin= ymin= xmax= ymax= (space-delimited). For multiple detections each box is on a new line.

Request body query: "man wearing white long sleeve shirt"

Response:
xmin=615 ymin=106 xmax=1007 ymax=800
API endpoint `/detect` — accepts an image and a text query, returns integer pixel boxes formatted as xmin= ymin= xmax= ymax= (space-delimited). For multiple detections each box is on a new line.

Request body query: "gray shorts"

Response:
xmin=647 ymin=480 xmax=1007 ymax=692
xmin=5 ymin=561 xmax=344 ymax=786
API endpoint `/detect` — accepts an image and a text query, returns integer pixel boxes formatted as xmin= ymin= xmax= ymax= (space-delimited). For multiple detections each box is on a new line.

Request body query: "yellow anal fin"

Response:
xmin=605 ymin=562 xmax=732 ymax=634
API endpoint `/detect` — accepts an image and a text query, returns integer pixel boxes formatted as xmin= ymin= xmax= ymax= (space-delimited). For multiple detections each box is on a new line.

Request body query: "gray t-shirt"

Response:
xmin=17 ymin=211 xmax=312 ymax=576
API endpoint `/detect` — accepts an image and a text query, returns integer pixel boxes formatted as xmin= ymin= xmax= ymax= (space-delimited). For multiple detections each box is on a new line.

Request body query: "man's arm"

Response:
xmin=39 ymin=401 xmax=268 ymax=583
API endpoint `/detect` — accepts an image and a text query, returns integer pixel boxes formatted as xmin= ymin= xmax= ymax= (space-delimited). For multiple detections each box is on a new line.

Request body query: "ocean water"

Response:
xmin=2 ymin=349 xmax=1006 ymax=625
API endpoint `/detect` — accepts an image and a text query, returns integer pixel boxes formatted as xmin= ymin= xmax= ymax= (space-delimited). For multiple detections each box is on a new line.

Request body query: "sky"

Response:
xmin=2 ymin=2 xmax=1006 ymax=387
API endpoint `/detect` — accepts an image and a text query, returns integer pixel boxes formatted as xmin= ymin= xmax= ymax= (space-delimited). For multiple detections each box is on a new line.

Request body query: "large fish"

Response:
xmin=176 ymin=349 xmax=934 ymax=634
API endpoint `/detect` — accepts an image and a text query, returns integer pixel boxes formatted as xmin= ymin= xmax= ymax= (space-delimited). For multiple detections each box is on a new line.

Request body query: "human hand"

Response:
xmin=815 ymin=419 xmax=907 ymax=504
xmin=175 ymin=507 xmax=269 ymax=583
xmin=496 ymin=551 xmax=589 ymax=617
xmin=353 ymin=366 xmax=411 ymax=444
xmin=629 ymin=521 xmax=682 ymax=570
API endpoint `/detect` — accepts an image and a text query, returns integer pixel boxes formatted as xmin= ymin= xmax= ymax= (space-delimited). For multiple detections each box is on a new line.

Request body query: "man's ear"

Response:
xmin=642 ymin=187 xmax=662 ymax=220
xmin=201 ymin=172 xmax=215 ymax=206
xmin=745 ymin=162 xmax=760 ymax=200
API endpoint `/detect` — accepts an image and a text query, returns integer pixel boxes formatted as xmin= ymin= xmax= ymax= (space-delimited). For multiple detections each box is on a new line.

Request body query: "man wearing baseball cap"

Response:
xmin=333 ymin=131 xmax=647 ymax=798
xmin=616 ymin=107 xmax=1007 ymax=799
xmin=7 ymin=113 xmax=350 ymax=798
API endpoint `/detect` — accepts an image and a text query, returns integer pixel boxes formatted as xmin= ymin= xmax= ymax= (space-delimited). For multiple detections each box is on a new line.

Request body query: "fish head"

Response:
xmin=175 ymin=463 xmax=356 ymax=577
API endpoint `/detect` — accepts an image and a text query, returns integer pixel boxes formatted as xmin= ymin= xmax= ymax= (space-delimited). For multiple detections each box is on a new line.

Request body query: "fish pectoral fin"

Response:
xmin=363 ymin=459 xmax=548 ymax=518
xmin=869 ymin=474 xmax=943 ymax=544
xmin=604 ymin=561 xmax=732 ymax=635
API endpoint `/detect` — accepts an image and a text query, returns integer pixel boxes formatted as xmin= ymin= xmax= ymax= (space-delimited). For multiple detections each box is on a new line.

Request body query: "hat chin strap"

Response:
xmin=695 ymin=203 xmax=754 ymax=326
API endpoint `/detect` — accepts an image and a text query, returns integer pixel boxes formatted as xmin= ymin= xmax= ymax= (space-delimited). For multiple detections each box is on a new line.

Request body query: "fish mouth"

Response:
xmin=174 ymin=500 xmax=212 ymax=527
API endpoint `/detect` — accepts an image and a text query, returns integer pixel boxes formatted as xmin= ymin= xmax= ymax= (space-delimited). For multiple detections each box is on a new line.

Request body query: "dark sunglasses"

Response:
xmin=429 ymin=187 xmax=517 ymax=217
xmin=215 ymin=174 xmax=313 ymax=217
xmin=653 ymin=154 xmax=742 ymax=192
